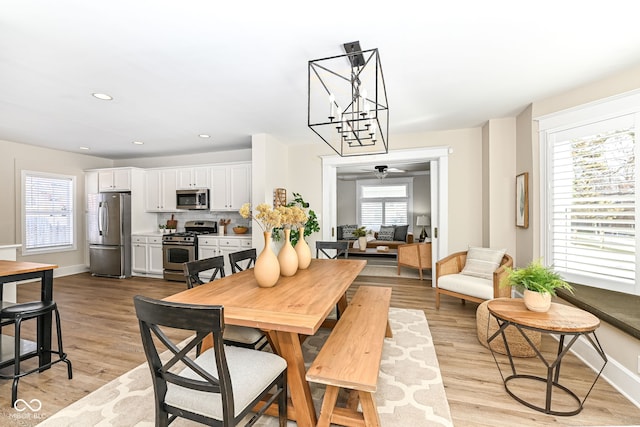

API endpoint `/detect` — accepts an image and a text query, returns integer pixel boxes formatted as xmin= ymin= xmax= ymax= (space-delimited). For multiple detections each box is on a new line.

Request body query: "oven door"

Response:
xmin=162 ymin=244 xmax=196 ymax=281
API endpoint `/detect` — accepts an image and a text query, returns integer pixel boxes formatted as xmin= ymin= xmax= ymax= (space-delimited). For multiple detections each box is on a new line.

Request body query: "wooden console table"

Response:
xmin=487 ymin=298 xmax=607 ymax=416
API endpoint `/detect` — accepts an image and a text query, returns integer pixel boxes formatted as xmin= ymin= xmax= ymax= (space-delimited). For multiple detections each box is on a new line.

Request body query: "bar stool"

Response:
xmin=0 ymin=300 xmax=72 ymax=406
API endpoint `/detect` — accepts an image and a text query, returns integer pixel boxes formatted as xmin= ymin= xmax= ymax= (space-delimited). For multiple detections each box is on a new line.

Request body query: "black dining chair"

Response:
xmin=316 ymin=241 xmax=349 ymax=259
xmin=183 ymin=257 xmax=268 ymax=350
xmin=133 ymin=295 xmax=288 ymax=427
xmin=183 ymin=255 xmax=226 ymax=289
xmin=228 ymin=249 xmax=257 ymax=274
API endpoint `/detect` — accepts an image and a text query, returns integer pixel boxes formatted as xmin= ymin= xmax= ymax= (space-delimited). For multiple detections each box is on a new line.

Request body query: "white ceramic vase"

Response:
xmin=523 ymin=289 xmax=552 ymax=312
xmin=358 ymin=236 xmax=368 ymax=251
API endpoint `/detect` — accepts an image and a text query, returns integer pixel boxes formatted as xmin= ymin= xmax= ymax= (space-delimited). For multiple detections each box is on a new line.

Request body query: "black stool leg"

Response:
xmin=53 ymin=307 xmax=72 ymax=379
xmin=12 ymin=316 xmax=22 ymax=407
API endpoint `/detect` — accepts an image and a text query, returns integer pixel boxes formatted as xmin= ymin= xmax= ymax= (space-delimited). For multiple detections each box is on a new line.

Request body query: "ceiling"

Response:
xmin=3 ymin=1 xmax=640 ymax=160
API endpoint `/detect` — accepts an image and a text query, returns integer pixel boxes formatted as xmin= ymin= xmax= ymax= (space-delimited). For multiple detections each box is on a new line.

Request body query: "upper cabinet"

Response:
xmin=98 ymin=168 xmax=132 ymax=192
xmin=210 ymin=163 xmax=251 ymax=211
xmin=145 ymin=169 xmax=178 ymax=212
xmin=177 ymin=167 xmax=211 ymax=190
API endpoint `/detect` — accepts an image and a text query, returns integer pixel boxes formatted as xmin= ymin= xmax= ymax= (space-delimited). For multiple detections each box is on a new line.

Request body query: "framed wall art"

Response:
xmin=516 ymin=172 xmax=529 ymax=228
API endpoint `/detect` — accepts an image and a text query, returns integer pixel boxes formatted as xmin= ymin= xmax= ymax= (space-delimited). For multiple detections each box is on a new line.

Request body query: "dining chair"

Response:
xmin=228 ymin=249 xmax=257 ymax=274
xmin=133 ymin=295 xmax=288 ymax=427
xmin=315 ymin=241 xmax=349 ymax=259
xmin=183 ymin=255 xmax=226 ymax=289
xmin=183 ymin=257 xmax=268 ymax=350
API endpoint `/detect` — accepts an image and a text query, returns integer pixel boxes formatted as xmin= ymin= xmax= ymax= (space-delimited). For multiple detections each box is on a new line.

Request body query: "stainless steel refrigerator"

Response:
xmin=88 ymin=192 xmax=132 ymax=278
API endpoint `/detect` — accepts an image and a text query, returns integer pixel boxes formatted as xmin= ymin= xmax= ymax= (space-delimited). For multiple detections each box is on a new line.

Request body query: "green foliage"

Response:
xmin=352 ymin=226 xmax=367 ymax=238
xmin=272 ymin=192 xmax=320 ymax=246
xmin=501 ymin=259 xmax=574 ymax=296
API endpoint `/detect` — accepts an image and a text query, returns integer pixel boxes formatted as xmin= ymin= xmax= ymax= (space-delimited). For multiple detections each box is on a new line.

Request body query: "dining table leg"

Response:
xmin=274 ymin=330 xmax=317 ymax=427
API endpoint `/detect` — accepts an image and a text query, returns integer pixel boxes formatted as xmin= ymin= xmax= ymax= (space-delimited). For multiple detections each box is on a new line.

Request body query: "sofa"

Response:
xmin=337 ymin=224 xmax=414 ymax=250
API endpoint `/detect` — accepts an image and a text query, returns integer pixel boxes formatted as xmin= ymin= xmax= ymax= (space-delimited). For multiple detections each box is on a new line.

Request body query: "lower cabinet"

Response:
xmin=132 ymin=235 xmax=164 ymax=278
xmin=197 ymin=236 xmax=252 ymax=277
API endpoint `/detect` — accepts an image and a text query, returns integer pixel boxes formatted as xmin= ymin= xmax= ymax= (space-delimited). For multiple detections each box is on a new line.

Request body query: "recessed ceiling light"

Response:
xmin=199 ymin=134 xmax=211 ymax=138
xmin=79 ymin=146 xmax=90 ymax=150
xmin=132 ymin=141 xmax=144 ymax=145
xmin=92 ymin=93 xmax=113 ymax=100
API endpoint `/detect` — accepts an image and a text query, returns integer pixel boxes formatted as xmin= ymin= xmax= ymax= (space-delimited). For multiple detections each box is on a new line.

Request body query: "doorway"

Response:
xmin=321 ymin=147 xmax=449 ymax=267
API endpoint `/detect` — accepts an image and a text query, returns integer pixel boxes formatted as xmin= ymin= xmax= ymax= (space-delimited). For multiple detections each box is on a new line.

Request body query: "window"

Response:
xmin=22 ymin=171 xmax=76 ymax=254
xmin=540 ymin=92 xmax=640 ymax=296
xmin=356 ymin=178 xmax=412 ymax=229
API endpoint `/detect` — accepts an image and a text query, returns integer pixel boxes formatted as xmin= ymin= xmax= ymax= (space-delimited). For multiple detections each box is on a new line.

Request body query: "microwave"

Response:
xmin=176 ymin=189 xmax=209 ymax=210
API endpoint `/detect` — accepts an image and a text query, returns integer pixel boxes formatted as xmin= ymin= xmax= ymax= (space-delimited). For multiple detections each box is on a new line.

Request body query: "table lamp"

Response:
xmin=416 ymin=215 xmax=430 ymax=241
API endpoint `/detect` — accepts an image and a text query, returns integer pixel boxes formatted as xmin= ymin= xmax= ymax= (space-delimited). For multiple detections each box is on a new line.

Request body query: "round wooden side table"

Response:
xmin=487 ymin=298 xmax=607 ymax=416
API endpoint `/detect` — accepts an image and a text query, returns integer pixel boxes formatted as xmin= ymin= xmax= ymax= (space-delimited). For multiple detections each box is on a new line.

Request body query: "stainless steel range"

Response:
xmin=162 ymin=220 xmax=217 ymax=281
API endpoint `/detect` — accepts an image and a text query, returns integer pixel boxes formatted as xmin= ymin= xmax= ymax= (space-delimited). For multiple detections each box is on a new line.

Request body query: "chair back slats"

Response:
xmin=316 ymin=241 xmax=349 ymax=259
xmin=133 ymin=295 xmax=234 ymax=418
xmin=183 ymin=256 xmax=225 ymax=289
xmin=229 ymin=248 xmax=257 ymax=274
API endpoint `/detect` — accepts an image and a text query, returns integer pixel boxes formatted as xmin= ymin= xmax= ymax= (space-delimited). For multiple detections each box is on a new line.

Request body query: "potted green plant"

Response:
xmin=352 ymin=226 xmax=368 ymax=251
xmin=502 ymin=259 xmax=574 ymax=312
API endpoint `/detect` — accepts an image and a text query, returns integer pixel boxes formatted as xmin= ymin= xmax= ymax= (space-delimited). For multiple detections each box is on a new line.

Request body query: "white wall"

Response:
xmin=0 ymin=139 xmax=112 ymax=271
xmin=288 ymin=127 xmax=482 ymax=253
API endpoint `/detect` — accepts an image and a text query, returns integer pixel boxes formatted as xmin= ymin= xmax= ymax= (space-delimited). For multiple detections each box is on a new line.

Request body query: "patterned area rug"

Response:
xmin=37 ymin=308 xmax=452 ymax=427
xmin=361 ymin=264 xmax=429 ymax=280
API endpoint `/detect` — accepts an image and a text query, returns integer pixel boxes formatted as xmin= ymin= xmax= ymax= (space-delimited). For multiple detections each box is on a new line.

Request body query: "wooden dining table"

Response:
xmin=164 ymin=258 xmax=366 ymax=427
xmin=0 ymin=260 xmax=58 ymax=368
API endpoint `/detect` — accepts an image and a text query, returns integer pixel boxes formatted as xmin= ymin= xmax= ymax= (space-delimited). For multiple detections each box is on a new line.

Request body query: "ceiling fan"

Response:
xmin=373 ymin=165 xmax=405 ymax=179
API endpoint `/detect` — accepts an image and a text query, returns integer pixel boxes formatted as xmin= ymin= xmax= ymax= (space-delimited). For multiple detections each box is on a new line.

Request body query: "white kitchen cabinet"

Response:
xmin=177 ymin=167 xmax=211 ymax=190
xmin=132 ymin=236 xmax=149 ymax=274
xmin=98 ymin=168 xmax=132 ymax=192
xmin=210 ymin=163 xmax=251 ymax=211
xmin=145 ymin=168 xmax=178 ymax=212
xmin=132 ymin=235 xmax=164 ymax=277
xmin=197 ymin=235 xmax=251 ymax=276
xmin=147 ymin=236 xmax=164 ymax=275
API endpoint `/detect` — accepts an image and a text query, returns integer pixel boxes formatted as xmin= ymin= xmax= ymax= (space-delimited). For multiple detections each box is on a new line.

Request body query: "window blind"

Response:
xmin=548 ymin=115 xmax=636 ymax=292
xmin=24 ymin=172 xmax=75 ymax=252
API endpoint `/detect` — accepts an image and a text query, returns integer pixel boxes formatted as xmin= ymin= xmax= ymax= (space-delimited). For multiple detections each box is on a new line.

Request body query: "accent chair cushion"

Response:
xmin=461 ymin=247 xmax=506 ymax=280
xmin=377 ymin=225 xmax=395 ymax=241
xmin=393 ymin=225 xmax=409 ymax=242
xmin=438 ymin=273 xmax=494 ymax=300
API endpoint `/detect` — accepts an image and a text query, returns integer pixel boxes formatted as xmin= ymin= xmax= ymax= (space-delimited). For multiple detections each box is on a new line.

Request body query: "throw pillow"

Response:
xmin=393 ymin=224 xmax=409 ymax=242
xmin=377 ymin=225 xmax=396 ymax=241
xmin=341 ymin=224 xmax=358 ymax=240
xmin=461 ymin=247 xmax=507 ymax=280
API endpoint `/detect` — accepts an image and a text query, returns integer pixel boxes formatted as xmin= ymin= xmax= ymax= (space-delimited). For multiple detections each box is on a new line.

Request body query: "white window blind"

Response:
xmin=23 ymin=171 xmax=75 ymax=253
xmin=357 ymin=179 xmax=411 ymax=230
xmin=544 ymin=113 xmax=638 ymax=295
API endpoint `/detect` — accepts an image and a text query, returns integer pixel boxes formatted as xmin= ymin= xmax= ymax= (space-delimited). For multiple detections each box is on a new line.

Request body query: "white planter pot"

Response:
xmin=358 ymin=236 xmax=368 ymax=251
xmin=523 ymin=289 xmax=551 ymax=312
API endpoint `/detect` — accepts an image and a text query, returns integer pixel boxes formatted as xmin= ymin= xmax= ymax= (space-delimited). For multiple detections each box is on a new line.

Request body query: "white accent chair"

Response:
xmin=435 ymin=248 xmax=513 ymax=309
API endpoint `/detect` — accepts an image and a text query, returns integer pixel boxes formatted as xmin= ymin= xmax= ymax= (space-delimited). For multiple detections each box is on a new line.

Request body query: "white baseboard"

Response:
xmin=54 ymin=264 xmax=90 ymax=277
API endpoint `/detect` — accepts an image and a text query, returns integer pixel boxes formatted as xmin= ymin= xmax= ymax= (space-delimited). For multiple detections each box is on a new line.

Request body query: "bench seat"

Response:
xmin=306 ymin=285 xmax=392 ymax=427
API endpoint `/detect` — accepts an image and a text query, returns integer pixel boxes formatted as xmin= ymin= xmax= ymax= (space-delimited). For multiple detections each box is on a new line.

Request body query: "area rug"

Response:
xmin=36 ymin=308 xmax=452 ymax=427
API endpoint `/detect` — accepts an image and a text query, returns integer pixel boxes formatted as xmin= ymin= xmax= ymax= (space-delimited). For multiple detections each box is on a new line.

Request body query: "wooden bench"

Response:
xmin=306 ymin=285 xmax=392 ymax=427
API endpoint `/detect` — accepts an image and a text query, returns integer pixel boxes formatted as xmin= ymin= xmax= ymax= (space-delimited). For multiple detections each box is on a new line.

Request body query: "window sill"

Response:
xmin=557 ymin=284 xmax=640 ymax=340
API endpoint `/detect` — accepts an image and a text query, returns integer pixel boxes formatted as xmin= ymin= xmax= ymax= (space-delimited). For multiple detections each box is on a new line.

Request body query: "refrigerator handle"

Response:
xmin=98 ymin=202 xmax=108 ymax=236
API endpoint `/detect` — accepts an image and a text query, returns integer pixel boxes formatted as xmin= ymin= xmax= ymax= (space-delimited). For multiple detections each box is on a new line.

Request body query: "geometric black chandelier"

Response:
xmin=308 ymin=41 xmax=389 ymax=156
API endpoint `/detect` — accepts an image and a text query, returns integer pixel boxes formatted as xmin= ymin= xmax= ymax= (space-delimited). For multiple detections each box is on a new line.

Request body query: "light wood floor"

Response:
xmin=1 ymin=272 xmax=639 ymax=426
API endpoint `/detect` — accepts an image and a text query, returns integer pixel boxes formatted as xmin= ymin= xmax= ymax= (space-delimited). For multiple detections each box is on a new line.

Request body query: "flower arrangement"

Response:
xmin=277 ymin=205 xmax=307 ymax=230
xmin=239 ymin=203 xmax=282 ymax=232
